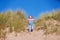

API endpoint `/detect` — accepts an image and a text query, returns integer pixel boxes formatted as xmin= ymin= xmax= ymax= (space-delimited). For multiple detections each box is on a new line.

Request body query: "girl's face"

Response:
xmin=29 ymin=16 xmax=32 ymax=19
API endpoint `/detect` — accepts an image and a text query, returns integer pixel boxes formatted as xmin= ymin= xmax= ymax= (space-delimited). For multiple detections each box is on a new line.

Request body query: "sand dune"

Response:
xmin=5 ymin=30 xmax=60 ymax=40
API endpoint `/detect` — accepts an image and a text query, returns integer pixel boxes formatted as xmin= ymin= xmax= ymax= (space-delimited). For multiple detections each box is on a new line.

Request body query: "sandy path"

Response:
xmin=5 ymin=30 xmax=60 ymax=40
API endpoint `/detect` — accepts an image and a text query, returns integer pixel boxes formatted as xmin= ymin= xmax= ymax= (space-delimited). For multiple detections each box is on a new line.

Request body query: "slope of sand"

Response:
xmin=5 ymin=30 xmax=60 ymax=40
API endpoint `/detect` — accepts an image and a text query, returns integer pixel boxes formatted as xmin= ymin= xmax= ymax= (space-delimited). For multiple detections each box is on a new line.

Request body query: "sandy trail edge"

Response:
xmin=3 ymin=30 xmax=60 ymax=40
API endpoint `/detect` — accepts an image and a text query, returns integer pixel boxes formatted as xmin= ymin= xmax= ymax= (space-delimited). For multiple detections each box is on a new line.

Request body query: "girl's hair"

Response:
xmin=28 ymin=16 xmax=33 ymax=18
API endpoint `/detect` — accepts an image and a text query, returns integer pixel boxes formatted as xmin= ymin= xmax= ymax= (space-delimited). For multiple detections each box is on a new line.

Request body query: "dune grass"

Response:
xmin=0 ymin=10 xmax=28 ymax=40
xmin=34 ymin=10 xmax=60 ymax=35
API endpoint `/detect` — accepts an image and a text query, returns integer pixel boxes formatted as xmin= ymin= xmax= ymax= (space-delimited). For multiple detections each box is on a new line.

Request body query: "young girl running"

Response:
xmin=28 ymin=16 xmax=35 ymax=32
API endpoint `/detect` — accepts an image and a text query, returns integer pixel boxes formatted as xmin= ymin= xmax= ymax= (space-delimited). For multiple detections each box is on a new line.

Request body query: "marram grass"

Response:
xmin=34 ymin=10 xmax=60 ymax=35
xmin=0 ymin=10 xmax=28 ymax=39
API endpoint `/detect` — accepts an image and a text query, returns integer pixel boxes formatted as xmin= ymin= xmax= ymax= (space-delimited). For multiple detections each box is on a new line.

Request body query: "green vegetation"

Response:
xmin=35 ymin=10 xmax=60 ymax=35
xmin=0 ymin=10 xmax=28 ymax=40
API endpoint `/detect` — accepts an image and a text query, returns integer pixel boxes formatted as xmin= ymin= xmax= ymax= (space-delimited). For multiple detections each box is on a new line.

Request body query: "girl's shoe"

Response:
xmin=31 ymin=29 xmax=33 ymax=32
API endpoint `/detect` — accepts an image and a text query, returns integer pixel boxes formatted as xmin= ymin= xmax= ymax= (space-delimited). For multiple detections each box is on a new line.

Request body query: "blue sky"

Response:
xmin=0 ymin=0 xmax=60 ymax=18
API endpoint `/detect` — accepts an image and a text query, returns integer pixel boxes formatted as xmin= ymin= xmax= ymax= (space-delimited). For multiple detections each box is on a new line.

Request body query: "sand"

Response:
xmin=5 ymin=30 xmax=60 ymax=40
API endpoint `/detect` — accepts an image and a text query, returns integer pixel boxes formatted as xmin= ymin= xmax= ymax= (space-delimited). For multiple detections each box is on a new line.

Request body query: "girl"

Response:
xmin=28 ymin=16 xmax=35 ymax=32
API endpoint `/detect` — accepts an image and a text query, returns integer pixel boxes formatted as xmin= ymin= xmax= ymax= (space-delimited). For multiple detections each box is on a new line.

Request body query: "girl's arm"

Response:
xmin=27 ymin=19 xmax=29 ymax=24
